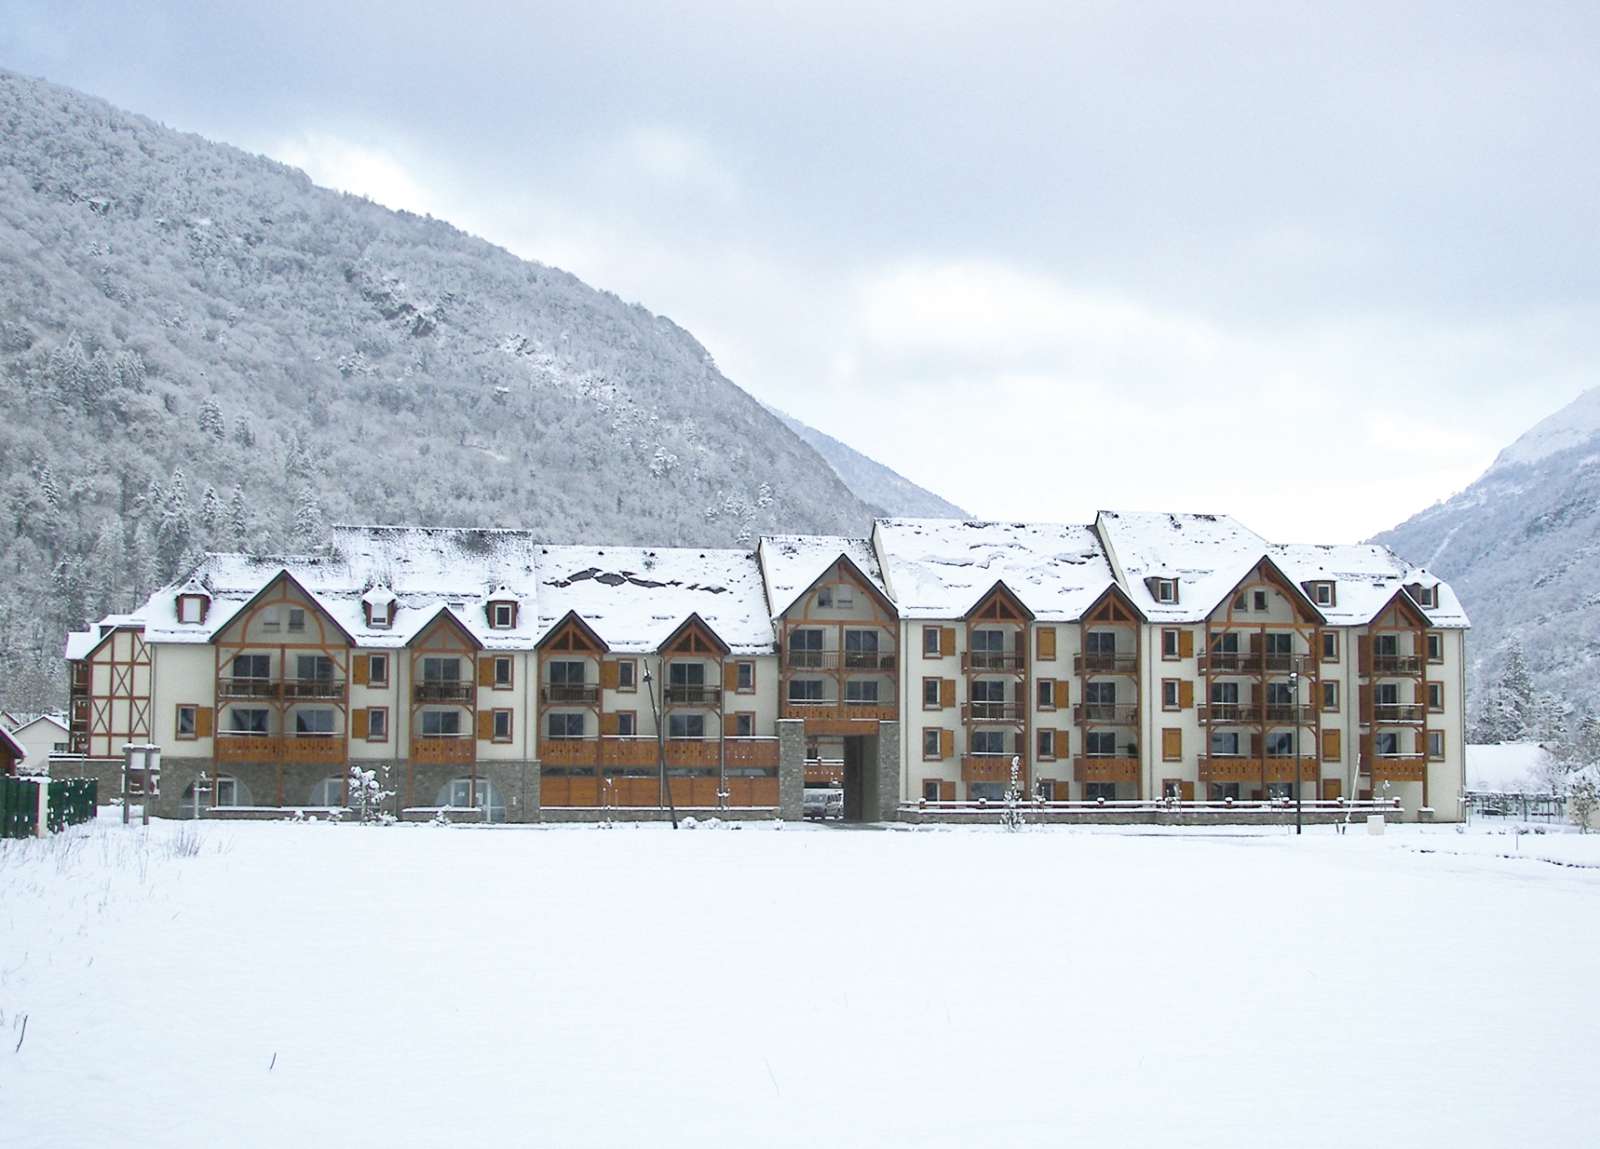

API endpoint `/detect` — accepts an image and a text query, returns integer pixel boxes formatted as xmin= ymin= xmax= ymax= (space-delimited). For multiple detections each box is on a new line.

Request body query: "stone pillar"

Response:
xmin=874 ymin=721 xmax=901 ymax=822
xmin=777 ymin=719 xmax=806 ymax=821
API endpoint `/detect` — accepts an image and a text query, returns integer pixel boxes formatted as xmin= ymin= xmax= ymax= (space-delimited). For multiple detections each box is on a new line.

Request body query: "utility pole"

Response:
xmin=642 ymin=660 xmax=678 ymax=829
xmin=1289 ymin=661 xmax=1302 ymax=836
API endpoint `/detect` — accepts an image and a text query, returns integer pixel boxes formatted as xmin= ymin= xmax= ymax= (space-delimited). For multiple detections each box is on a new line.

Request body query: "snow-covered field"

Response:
xmin=4 ymin=815 xmax=1598 ymax=1148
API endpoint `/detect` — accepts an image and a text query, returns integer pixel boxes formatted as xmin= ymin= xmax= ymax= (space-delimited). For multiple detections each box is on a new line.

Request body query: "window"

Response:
xmin=1161 ymin=629 xmax=1180 ymax=659
xmin=670 ymin=662 xmax=707 ymax=692
xmin=789 ymin=628 xmax=823 ymax=668
xmin=230 ymin=708 xmax=269 ymax=734
xmin=1036 ymin=729 xmax=1056 ymax=759
xmin=1322 ymin=682 xmax=1339 ymax=712
xmin=1376 ymin=682 xmax=1400 ymax=706
xmin=492 ymin=709 xmax=513 ymax=742
xmin=177 ymin=596 xmax=204 ymax=623
xmin=788 ymin=679 xmax=824 ymax=703
xmin=546 ymin=712 xmax=585 ymax=740
xmin=423 ymin=657 xmax=461 ymax=682
xmin=817 ymin=586 xmax=834 ymax=608
xmin=1413 ymin=585 xmax=1437 ymax=608
xmin=213 ymin=777 xmax=240 ymax=807
xmin=367 ymin=654 xmax=389 ymax=687
xmin=971 ymin=730 xmax=1007 ymax=755
xmin=733 ymin=713 xmax=754 ymax=737
xmin=295 ymin=708 xmax=335 ymax=736
xmin=1085 ymin=680 xmax=1116 ymax=706
xmin=176 ymin=705 xmax=198 ymax=739
xmin=1233 ymin=593 xmax=1248 ymax=613
xmin=1374 ymin=634 xmax=1398 ymax=657
xmin=261 ymin=608 xmax=282 ymax=633
xmin=669 ymin=713 xmax=706 ymax=740
xmin=922 ymin=779 xmax=941 ymax=802
xmin=1264 ymin=731 xmax=1294 ymax=757
xmin=369 ymin=601 xmax=390 ymax=627
xmin=1427 ymin=633 xmax=1443 ymax=663
xmin=1312 ymin=582 xmax=1335 ymax=607
xmin=423 ymin=710 xmax=463 ymax=737
xmin=309 ymin=778 xmax=344 ymax=807
xmin=1155 ymin=579 xmax=1177 ymax=603
xmin=1085 ymin=782 xmax=1118 ymax=801
xmin=1210 ymin=681 xmax=1239 ymax=706
xmin=233 ymin=653 xmax=270 ymax=681
xmin=1252 ymin=590 xmax=1268 ymax=612
xmin=1161 ymin=680 xmax=1180 ymax=711
xmin=923 ymin=626 xmax=941 ymax=657
xmin=1266 ymin=782 xmax=1294 ymax=800
xmin=616 ymin=711 xmax=637 ymax=737
xmin=288 ymin=608 xmax=306 ymax=633
xmin=493 ymin=656 xmax=513 ymax=688
xmin=844 ymin=629 xmax=880 ymax=667
xmin=1085 ymin=631 xmax=1116 ymax=655
xmin=845 ymin=680 xmax=880 ymax=705
xmin=1321 ymin=632 xmax=1338 ymax=662
xmin=1212 ymin=631 xmax=1239 ymax=654
xmin=1085 ymin=731 xmax=1117 ymax=757
xmin=1264 ymin=632 xmax=1291 ymax=656
xmin=549 ymin=660 xmax=586 ymax=689
xmin=972 ymin=629 xmax=1004 ymax=653
xmin=923 ymin=677 xmax=941 ymax=709
xmin=1209 ymin=782 xmax=1241 ymax=801
xmin=491 ymin=602 xmax=515 ymax=629
xmin=1266 ymin=682 xmax=1293 ymax=707
xmin=1428 ymin=682 xmax=1443 ymax=712
xmin=1428 ymin=730 xmax=1445 ymax=761
xmin=836 ymin=586 xmax=854 ymax=608
xmin=923 ymin=728 xmax=941 ymax=759
xmin=971 ymin=680 xmax=1005 ymax=704
xmin=617 ymin=659 xmax=637 ymax=691
xmin=1037 ymin=679 xmax=1056 ymax=709
xmin=1375 ymin=731 xmax=1399 ymax=756
xmin=1209 ymin=731 xmax=1240 ymax=756
xmin=736 ymin=661 xmax=755 ymax=692
xmin=297 ymin=654 xmax=333 ymax=682
xmin=367 ymin=708 xmax=388 ymax=741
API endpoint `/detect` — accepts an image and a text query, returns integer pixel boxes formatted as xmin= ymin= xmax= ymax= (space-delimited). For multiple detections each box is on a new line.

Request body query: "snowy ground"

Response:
xmin=4 ymin=814 xmax=1598 ymax=1148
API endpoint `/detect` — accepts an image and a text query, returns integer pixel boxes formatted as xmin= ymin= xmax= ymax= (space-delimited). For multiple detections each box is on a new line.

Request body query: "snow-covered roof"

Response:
xmin=1268 ymin=543 xmax=1470 ymax=628
xmin=873 ymin=519 xmax=1119 ymax=621
xmin=0 ymin=725 xmax=25 ymax=764
xmin=758 ymin=535 xmax=890 ymax=618
xmin=1095 ymin=510 xmax=1277 ymax=622
xmin=535 ymin=544 xmax=775 ymax=655
xmin=5 ymin=713 xmax=69 ymax=737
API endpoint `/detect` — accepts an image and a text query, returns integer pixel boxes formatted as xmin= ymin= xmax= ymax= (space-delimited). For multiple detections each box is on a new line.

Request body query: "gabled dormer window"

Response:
xmin=488 ymin=600 xmax=517 ymax=629
xmin=367 ymin=601 xmax=392 ymax=628
xmin=1408 ymin=583 xmax=1438 ymax=609
xmin=176 ymin=593 xmax=209 ymax=624
xmin=1149 ymin=578 xmax=1178 ymax=604
xmin=1304 ymin=581 xmax=1336 ymax=607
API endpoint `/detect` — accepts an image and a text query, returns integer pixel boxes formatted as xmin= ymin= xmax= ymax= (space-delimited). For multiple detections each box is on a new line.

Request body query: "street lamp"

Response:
xmin=641 ymin=660 xmax=678 ymax=830
xmin=1288 ymin=660 xmax=1302 ymax=836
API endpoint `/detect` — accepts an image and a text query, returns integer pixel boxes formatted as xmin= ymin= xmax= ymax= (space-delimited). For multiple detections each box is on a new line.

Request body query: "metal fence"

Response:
xmin=1 ymin=776 xmax=98 ymax=839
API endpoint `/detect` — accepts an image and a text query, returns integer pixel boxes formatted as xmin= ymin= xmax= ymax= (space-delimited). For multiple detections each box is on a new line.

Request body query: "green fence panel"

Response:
xmin=2 ymin=776 xmax=41 ymax=840
xmin=42 ymin=778 xmax=97 ymax=831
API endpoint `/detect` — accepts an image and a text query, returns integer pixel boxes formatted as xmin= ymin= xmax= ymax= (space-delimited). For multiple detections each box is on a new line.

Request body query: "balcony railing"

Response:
xmin=805 ymin=759 xmax=844 ymax=786
xmin=962 ymin=651 xmax=1025 ymax=674
xmin=1073 ymin=756 xmax=1139 ymax=783
xmin=1262 ymin=704 xmax=1317 ymax=724
xmin=215 ymin=732 xmax=280 ymax=761
xmin=219 ymin=676 xmax=279 ymax=700
xmin=1075 ymin=653 xmax=1138 ymax=675
xmin=1074 ymin=703 xmax=1139 ymax=725
xmin=1372 ymin=703 xmax=1426 ymax=723
xmin=281 ymin=734 xmax=346 ymax=765
xmin=664 ymin=685 xmax=722 ymax=707
xmin=541 ymin=684 xmax=599 ymax=705
xmin=411 ymin=734 xmax=475 ymax=765
xmin=781 ymin=700 xmax=898 ymax=724
xmin=282 ymin=678 xmax=346 ymax=701
xmin=545 ymin=735 xmax=782 ymax=771
xmin=1371 ymin=654 xmax=1422 ymax=676
xmin=784 ymin=650 xmax=897 ymax=671
xmin=961 ymin=754 xmax=1021 ymax=783
xmin=1198 ymin=756 xmax=1317 ymax=782
xmin=415 ymin=681 xmax=474 ymax=703
xmin=962 ymin=701 xmax=1024 ymax=723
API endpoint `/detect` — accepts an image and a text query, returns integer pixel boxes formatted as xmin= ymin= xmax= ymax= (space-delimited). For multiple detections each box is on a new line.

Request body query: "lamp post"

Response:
xmin=641 ymin=660 xmax=678 ymax=830
xmin=1288 ymin=662 xmax=1302 ymax=836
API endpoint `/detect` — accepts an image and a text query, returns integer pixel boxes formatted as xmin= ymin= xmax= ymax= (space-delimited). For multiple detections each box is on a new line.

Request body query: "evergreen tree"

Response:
xmin=226 ymin=485 xmax=250 ymax=551
xmin=198 ymin=396 xmax=226 ymax=440
xmin=292 ymin=484 xmax=322 ymax=551
xmin=156 ymin=467 xmax=193 ymax=577
xmin=199 ymin=484 xmax=222 ymax=548
xmin=1486 ymin=639 xmax=1536 ymax=743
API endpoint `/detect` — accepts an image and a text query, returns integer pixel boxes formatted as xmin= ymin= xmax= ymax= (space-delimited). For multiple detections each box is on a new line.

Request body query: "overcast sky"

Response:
xmin=6 ymin=2 xmax=1598 ymax=542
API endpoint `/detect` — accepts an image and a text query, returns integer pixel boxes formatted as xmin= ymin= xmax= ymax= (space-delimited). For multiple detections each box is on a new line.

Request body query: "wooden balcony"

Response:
xmin=1075 ymin=654 xmax=1138 ymax=675
xmin=781 ymin=701 xmax=898 ymax=733
xmin=281 ymin=734 xmax=346 ymax=765
xmin=784 ymin=650 xmax=897 ymax=672
xmin=219 ymin=676 xmax=279 ymax=700
xmin=215 ymin=734 xmax=281 ymax=762
xmin=962 ymin=651 xmax=1025 ymax=674
xmin=1200 ymin=703 xmax=1261 ymax=725
xmin=726 ymin=738 xmax=779 ymax=768
xmin=666 ymin=739 xmax=721 ymax=767
xmin=1073 ymin=756 xmax=1139 ymax=783
xmin=664 ymin=685 xmax=722 ymax=707
xmin=411 ymin=735 xmax=475 ymax=765
xmin=1372 ymin=703 xmax=1426 ymax=723
xmin=541 ymin=684 xmax=599 ymax=705
xmin=1198 ymin=756 xmax=1317 ymax=782
xmin=1371 ymin=654 xmax=1422 ymax=676
xmin=540 ymin=737 xmax=598 ymax=766
xmin=1365 ymin=754 xmax=1427 ymax=782
xmin=962 ymin=701 xmax=1024 ymax=723
xmin=806 ymin=760 xmax=844 ymax=786
xmin=282 ymin=678 xmax=346 ymax=702
xmin=415 ymin=681 xmax=474 ymax=704
xmin=961 ymin=754 xmax=1021 ymax=783
xmin=1074 ymin=703 xmax=1139 ymax=725
xmin=600 ymin=738 xmax=657 ymax=768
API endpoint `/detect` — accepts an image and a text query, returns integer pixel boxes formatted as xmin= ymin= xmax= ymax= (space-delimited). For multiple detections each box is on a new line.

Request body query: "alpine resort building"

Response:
xmin=57 ymin=514 xmax=1469 ymax=823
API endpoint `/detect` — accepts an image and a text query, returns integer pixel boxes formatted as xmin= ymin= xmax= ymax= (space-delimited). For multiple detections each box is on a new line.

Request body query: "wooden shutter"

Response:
xmin=477 ymin=658 xmax=495 ymax=686
xmin=1357 ymin=635 xmax=1372 ymax=675
xmin=352 ymin=655 xmax=369 ymax=686
xmin=939 ymin=729 xmax=954 ymax=760
xmin=1037 ymin=627 xmax=1057 ymax=660
xmin=939 ymin=678 xmax=956 ymax=708
xmin=476 ymin=710 xmax=494 ymax=740
xmin=352 ymin=709 xmax=369 ymax=739
xmin=1359 ymin=685 xmax=1373 ymax=724
xmin=939 ymin=627 xmax=956 ymax=656
xmin=195 ymin=706 xmax=213 ymax=738
xmin=1178 ymin=630 xmax=1194 ymax=659
xmin=938 ymin=780 xmax=956 ymax=802
xmin=724 ymin=662 xmax=740 ymax=690
xmin=1249 ymin=731 xmax=1261 ymax=757
xmin=723 ymin=713 xmax=738 ymax=737
xmin=1162 ymin=728 xmax=1182 ymax=762
xmin=1322 ymin=778 xmax=1342 ymax=801
xmin=1179 ymin=781 xmax=1195 ymax=801
xmin=1248 ymin=631 xmax=1262 ymax=654
xmin=1052 ymin=680 xmax=1069 ymax=709
xmin=1179 ymin=680 xmax=1194 ymax=709
xmin=601 ymin=660 xmax=621 ymax=690
xmin=1322 ymin=729 xmax=1341 ymax=762
xmin=602 ymin=712 xmax=621 ymax=736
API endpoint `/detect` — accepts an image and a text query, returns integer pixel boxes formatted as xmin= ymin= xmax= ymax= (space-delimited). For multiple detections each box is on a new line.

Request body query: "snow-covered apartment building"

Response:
xmin=57 ymin=513 xmax=1469 ymax=821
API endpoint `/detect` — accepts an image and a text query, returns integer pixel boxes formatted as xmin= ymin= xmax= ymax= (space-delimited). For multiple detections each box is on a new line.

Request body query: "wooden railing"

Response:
xmin=1198 ymin=756 xmax=1317 ymax=782
xmin=1365 ymin=754 xmax=1427 ymax=781
xmin=784 ymin=651 xmax=897 ymax=671
xmin=281 ymin=735 xmax=346 ymax=765
xmin=1371 ymin=654 xmax=1423 ymax=675
xmin=1075 ymin=654 xmax=1138 ymax=675
xmin=541 ymin=684 xmax=599 ymax=705
xmin=962 ymin=652 xmax=1025 ymax=673
xmin=219 ymin=677 xmax=278 ymax=700
xmin=1074 ymin=703 xmax=1139 ymax=724
xmin=1073 ymin=756 xmax=1139 ymax=783
xmin=961 ymin=754 xmax=1020 ymax=783
xmin=415 ymin=681 xmax=474 ymax=703
xmin=963 ymin=701 xmax=1024 ymax=723
xmin=664 ymin=685 xmax=722 ymax=707
xmin=1372 ymin=703 xmax=1426 ymax=723
xmin=805 ymin=758 xmax=844 ymax=785
xmin=215 ymin=734 xmax=281 ymax=762
xmin=282 ymin=679 xmax=346 ymax=701
xmin=411 ymin=735 xmax=475 ymax=765
xmin=781 ymin=701 xmax=897 ymax=723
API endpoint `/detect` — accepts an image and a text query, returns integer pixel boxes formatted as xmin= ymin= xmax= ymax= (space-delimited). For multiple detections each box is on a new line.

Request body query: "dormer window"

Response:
xmin=1153 ymin=578 xmax=1178 ymax=604
xmin=367 ymin=601 xmax=392 ymax=628
xmin=488 ymin=601 xmax=517 ymax=629
xmin=176 ymin=593 xmax=209 ymax=624
xmin=1308 ymin=581 xmax=1335 ymax=607
xmin=1410 ymin=584 xmax=1438 ymax=609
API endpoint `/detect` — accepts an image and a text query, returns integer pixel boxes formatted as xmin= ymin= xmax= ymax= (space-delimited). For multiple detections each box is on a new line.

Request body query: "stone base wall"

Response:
xmin=896 ymin=806 xmax=1407 ymax=826
xmin=777 ymin=720 xmax=805 ymax=822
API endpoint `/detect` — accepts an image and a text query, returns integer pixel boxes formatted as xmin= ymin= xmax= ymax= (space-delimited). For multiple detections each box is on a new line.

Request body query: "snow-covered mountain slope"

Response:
xmin=774 ymin=411 xmax=968 ymax=517
xmin=1373 ymin=385 xmax=1600 ymax=722
xmin=0 ymin=69 xmax=880 ymax=708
